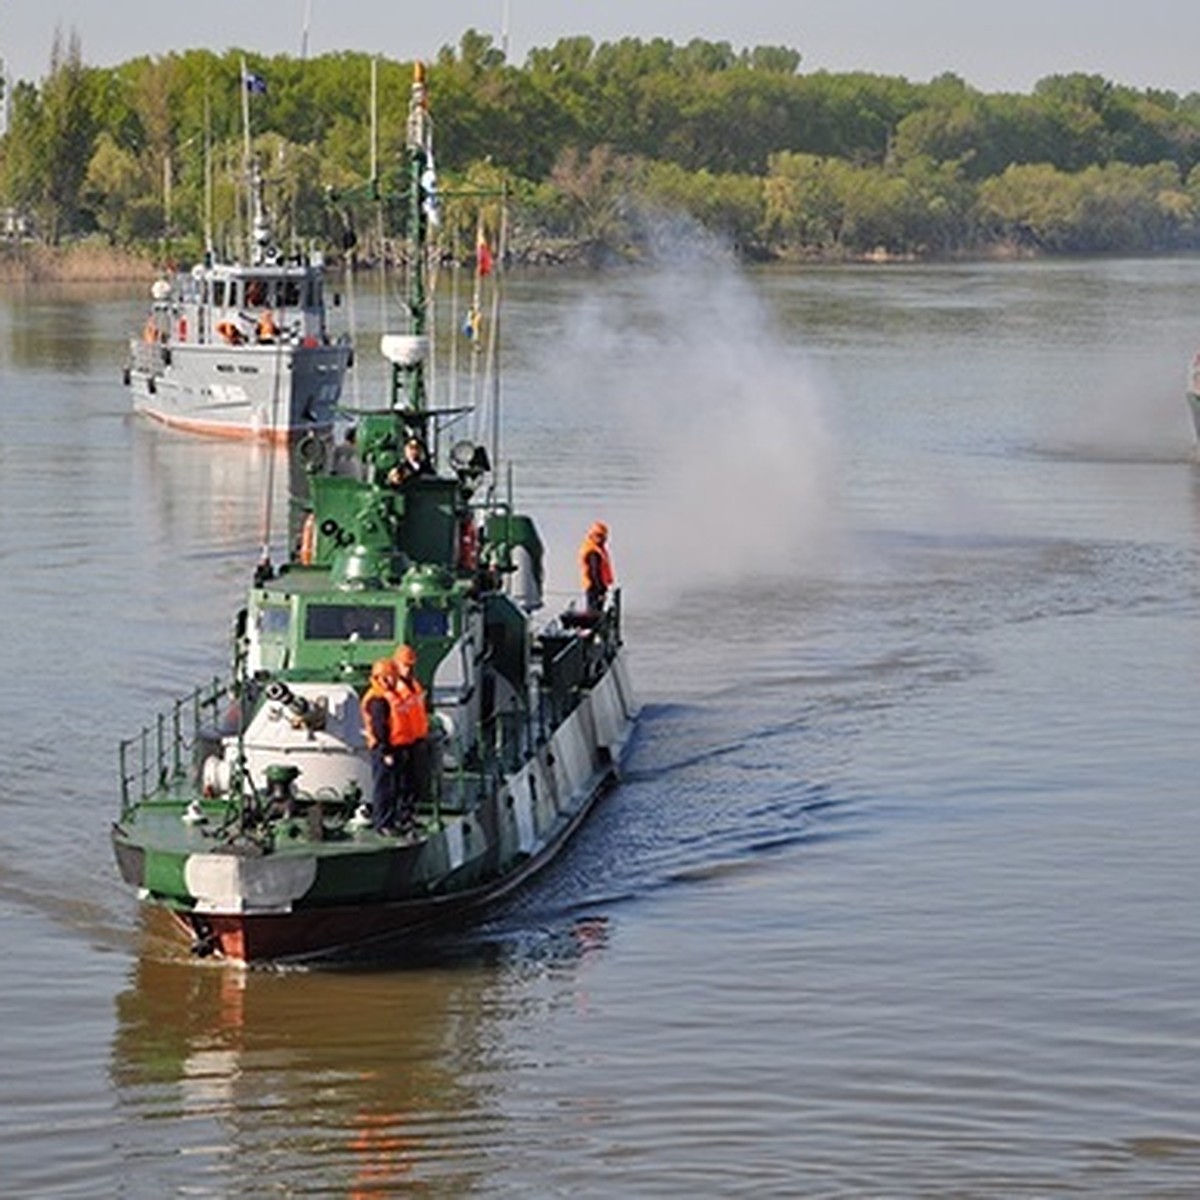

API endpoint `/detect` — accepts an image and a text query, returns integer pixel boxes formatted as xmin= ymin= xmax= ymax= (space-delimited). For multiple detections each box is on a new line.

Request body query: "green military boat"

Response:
xmin=111 ymin=64 xmax=638 ymax=965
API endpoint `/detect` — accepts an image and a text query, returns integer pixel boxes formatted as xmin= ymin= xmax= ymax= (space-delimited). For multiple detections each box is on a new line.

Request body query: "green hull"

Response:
xmin=114 ymin=646 xmax=636 ymax=963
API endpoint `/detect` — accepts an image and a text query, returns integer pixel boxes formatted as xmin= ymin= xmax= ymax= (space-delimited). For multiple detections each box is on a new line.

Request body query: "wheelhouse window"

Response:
xmin=411 ymin=607 xmax=449 ymax=639
xmin=304 ymin=604 xmax=396 ymax=642
xmin=257 ymin=606 xmax=291 ymax=637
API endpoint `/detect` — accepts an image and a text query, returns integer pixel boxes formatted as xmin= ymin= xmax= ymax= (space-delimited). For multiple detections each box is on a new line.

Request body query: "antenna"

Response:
xmin=203 ymin=90 xmax=213 ymax=257
xmin=240 ymin=56 xmax=253 ymax=262
xmin=370 ymin=56 xmax=378 ymax=185
xmin=300 ymin=0 xmax=312 ymax=60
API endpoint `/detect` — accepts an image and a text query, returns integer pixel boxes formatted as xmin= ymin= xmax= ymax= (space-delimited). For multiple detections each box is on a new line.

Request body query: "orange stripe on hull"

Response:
xmin=137 ymin=408 xmax=330 ymax=445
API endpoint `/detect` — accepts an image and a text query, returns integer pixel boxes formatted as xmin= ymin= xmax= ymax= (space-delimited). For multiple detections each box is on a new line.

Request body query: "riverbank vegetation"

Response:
xmin=5 ymin=29 xmax=1200 ymax=277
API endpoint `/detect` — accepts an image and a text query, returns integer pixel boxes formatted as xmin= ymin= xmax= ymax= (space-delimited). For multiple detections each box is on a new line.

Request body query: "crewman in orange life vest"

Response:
xmin=256 ymin=310 xmax=279 ymax=342
xmin=390 ymin=643 xmax=430 ymax=831
xmin=360 ymin=657 xmax=402 ymax=834
xmin=578 ymin=521 xmax=615 ymax=613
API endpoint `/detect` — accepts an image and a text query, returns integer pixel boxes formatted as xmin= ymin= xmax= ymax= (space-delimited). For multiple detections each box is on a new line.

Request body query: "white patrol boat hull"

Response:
xmin=128 ymin=338 xmax=351 ymax=443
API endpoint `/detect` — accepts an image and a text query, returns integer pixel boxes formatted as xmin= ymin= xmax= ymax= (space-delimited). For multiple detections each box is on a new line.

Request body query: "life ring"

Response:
xmin=296 ymin=432 xmax=328 ymax=472
xmin=299 ymin=512 xmax=316 ymax=565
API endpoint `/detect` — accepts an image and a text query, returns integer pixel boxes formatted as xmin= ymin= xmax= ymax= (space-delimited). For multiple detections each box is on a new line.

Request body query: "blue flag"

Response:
xmin=243 ymin=71 xmax=267 ymax=95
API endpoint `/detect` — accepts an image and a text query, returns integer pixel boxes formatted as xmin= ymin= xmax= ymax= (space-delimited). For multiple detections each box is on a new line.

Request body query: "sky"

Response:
xmin=2 ymin=0 xmax=1197 ymax=97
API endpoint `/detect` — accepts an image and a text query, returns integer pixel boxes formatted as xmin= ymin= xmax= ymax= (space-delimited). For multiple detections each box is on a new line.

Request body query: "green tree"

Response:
xmin=545 ymin=143 xmax=638 ymax=258
xmin=9 ymin=33 xmax=1200 ymax=262
xmin=38 ymin=28 xmax=100 ymax=240
xmin=1 ymin=81 xmax=46 ymax=219
xmin=638 ymin=159 xmax=765 ymax=255
xmin=84 ymin=131 xmax=155 ymax=242
xmin=740 ymin=46 xmax=801 ymax=75
xmin=976 ymin=162 xmax=1081 ymax=249
xmin=763 ymin=152 xmax=847 ymax=250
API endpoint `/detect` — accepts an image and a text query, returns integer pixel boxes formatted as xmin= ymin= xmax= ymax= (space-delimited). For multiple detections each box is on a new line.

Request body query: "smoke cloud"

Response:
xmin=529 ymin=222 xmax=846 ymax=610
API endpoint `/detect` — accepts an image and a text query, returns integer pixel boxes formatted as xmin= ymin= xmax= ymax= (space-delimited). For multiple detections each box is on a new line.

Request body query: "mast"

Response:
xmin=239 ymin=56 xmax=272 ymax=265
xmin=203 ymin=90 xmax=214 ymax=259
xmin=391 ymin=61 xmax=437 ymax=414
xmin=241 ymin=56 xmax=254 ymax=259
xmin=370 ymin=56 xmax=378 ymax=186
xmin=301 ymin=0 xmax=312 ymax=59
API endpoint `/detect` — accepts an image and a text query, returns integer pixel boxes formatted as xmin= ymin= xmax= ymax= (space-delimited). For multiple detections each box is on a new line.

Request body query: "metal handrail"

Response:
xmin=117 ymin=677 xmax=230 ymax=816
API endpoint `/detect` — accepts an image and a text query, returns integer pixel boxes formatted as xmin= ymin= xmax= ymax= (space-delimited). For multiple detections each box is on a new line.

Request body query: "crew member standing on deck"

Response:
xmin=256 ymin=309 xmax=279 ymax=342
xmin=391 ymin=643 xmax=431 ymax=832
xmin=578 ymin=521 xmax=615 ymax=613
xmin=360 ymin=658 xmax=401 ymax=834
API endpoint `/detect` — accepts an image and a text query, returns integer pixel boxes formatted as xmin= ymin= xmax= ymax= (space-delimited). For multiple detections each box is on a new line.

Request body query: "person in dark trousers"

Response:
xmin=391 ymin=643 xmax=430 ymax=831
xmin=360 ymin=657 xmax=401 ymax=834
xmin=577 ymin=520 xmax=615 ymax=613
xmin=331 ymin=424 xmax=360 ymax=477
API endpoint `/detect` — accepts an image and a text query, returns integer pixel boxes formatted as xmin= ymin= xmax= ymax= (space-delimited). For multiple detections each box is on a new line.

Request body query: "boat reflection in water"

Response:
xmin=109 ymin=909 xmax=609 ymax=1193
xmin=129 ymin=419 xmax=309 ymax=555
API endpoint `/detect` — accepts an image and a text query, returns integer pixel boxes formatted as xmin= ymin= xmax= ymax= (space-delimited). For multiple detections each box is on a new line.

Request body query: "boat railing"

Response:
xmin=436 ymin=689 xmax=538 ymax=816
xmin=118 ymin=677 xmax=232 ymax=817
xmin=537 ymin=588 xmax=623 ymax=727
xmin=129 ymin=339 xmax=169 ymax=373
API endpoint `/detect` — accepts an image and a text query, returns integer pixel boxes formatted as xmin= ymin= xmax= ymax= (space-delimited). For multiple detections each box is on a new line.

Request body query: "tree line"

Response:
xmin=5 ymin=28 xmax=1200 ymax=262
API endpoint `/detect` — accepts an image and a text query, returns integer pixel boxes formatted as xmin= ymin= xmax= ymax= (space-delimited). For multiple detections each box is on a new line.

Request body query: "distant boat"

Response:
xmin=111 ymin=63 xmax=638 ymax=965
xmin=124 ymin=165 xmax=352 ymax=443
xmin=1188 ymin=352 xmax=1200 ymax=442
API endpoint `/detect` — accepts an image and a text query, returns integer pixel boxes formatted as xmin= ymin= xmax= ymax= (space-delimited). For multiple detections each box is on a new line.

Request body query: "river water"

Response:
xmin=2 ymin=255 xmax=1200 ymax=1196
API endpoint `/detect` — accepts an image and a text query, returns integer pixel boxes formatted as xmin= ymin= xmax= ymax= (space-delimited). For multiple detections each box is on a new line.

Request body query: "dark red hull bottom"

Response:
xmin=172 ymin=896 xmax=470 ymax=964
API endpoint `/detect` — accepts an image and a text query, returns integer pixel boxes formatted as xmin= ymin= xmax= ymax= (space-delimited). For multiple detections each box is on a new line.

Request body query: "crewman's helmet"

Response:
xmin=370 ymin=657 xmax=398 ymax=685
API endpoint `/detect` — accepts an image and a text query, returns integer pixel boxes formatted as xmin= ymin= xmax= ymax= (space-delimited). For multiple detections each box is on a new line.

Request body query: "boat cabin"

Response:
xmin=143 ymin=259 xmax=337 ymax=349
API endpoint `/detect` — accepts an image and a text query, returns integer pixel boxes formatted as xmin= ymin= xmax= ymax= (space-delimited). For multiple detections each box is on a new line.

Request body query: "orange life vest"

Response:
xmin=578 ymin=533 xmax=614 ymax=591
xmin=299 ymin=512 xmax=316 ymax=565
xmin=359 ymin=681 xmax=393 ymax=749
xmin=388 ymin=677 xmax=429 ymax=746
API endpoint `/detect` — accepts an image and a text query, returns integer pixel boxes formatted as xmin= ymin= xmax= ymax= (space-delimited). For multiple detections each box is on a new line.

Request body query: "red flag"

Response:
xmin=476 ymin=235 xmax=494 ymax=277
